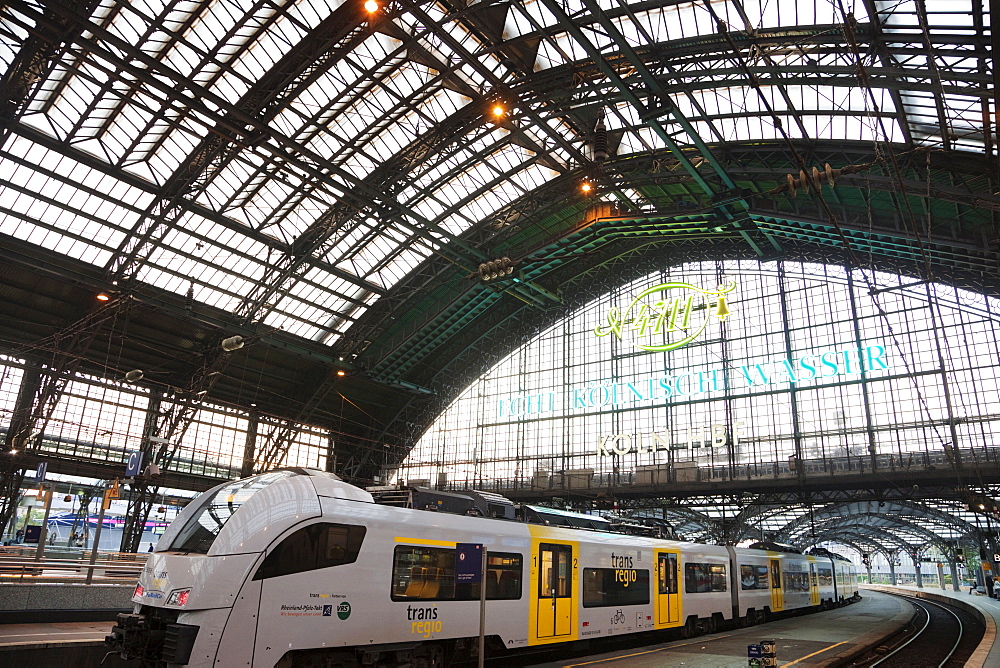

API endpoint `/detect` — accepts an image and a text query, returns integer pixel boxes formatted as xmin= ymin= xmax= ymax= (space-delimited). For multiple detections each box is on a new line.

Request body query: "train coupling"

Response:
xmin=106 ymin=612 xmax=199 ymax=665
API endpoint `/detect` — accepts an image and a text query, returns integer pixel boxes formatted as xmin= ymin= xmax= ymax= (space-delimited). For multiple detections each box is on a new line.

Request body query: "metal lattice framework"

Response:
xmin=0 ymin=0 xmax=997 ymax=551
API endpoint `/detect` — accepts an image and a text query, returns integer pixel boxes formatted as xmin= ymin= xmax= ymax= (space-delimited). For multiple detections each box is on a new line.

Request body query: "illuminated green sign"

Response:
xmin=595 ymin=281 xmax=735 ymax=352
xmin=495 ymin=344 xmax=890 ymax=419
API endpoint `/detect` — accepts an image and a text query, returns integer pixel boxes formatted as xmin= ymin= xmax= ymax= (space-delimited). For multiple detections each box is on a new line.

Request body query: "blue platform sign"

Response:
xmin=456 ymin=543 xmax=483 ymax=583
xmin=34 ymin=462 xmax=47 ymax=482
xmin=125 ymin=450 xmax=144 ymax=477
xmin=747 ymin=644 xmax=763 ymax=657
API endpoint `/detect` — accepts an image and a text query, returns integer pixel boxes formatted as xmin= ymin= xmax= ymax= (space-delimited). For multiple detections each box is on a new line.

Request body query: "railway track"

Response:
xmin=840 ymin=592 xmax=985 ymax=668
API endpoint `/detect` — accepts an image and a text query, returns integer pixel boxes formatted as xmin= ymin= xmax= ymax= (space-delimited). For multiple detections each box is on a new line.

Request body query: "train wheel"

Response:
xmin=682 ymin=616 xmax=699 ymax=638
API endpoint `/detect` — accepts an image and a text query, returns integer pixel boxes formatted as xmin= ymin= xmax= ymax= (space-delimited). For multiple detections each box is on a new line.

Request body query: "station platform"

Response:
xmin=1 ymin=587 xmax=997 ymax=667
xmin=528 ymin=589 xmax=912 ymax=667
xmin=0 ymin=619 xmax=131 ymax=667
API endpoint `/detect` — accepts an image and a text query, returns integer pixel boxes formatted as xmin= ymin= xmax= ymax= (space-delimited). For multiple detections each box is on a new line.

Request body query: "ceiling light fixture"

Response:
xmin=220 ymin=335 xmax=245 ymax=352
xmin=364 ymin=0 xmax=379 ymax=12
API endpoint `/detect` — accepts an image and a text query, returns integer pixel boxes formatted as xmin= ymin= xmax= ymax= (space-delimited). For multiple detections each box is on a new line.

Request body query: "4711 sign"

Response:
xmin=594 ymin=280 xmax=735 ymax=352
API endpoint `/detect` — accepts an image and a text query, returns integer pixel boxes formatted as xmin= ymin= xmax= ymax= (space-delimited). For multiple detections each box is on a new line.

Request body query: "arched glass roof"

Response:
xmin=0 ymin=0 xmax=991 ymax=347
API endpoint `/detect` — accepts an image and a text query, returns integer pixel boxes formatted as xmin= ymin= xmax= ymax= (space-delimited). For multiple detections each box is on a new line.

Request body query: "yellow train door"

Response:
xmin=535 ymin=542 xmax=574 ymax=640
xmin=769 ymin=558 xmax=784 ymax=611
xmin=655 ymin=550 xmax=681 ymax=627
xmin=809 ymin=561 xmax=820 ymax=606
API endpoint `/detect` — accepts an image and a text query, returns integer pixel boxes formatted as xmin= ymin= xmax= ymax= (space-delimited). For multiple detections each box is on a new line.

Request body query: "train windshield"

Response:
xmin=169 ymin=470 xmax=299 ymax=553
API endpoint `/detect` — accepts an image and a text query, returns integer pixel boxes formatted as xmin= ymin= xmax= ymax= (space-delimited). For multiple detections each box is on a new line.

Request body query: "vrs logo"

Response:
xmin=337 ymin=602 xmax=351 ymax=620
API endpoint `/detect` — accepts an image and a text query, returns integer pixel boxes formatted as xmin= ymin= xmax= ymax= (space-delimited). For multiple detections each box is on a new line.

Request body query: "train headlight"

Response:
xmin=166 ymin=588 xmax=191 ymax=607
xmin=133 ymin=584 xmax=144 ymax=600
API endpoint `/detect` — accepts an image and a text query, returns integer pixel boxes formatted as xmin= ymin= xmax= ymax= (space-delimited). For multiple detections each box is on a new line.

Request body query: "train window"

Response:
xmin=457 ymin=552 xmax=523 ymax=601
xmin=684 ymin=563 xmax=727 ymax=593
xmin=783 ymin=571 xmax=810 ymax=592
xmin=390 ymin=548 xmax=523 ymax=602
xmin=658 ymin=554 xmax=677 ymax=595
xmin=817 ymin=567 xmax=833 ymax=586
xmin=582 ymin=568 xmax=650 ymax=608
xmin=252 ymin=523 xmax=365 ymax=580
xmin=538 ymin=544 xmax=573 ymax=599
xmin=740 ymin=564 xmax=770 ymax=590
xmin=391 ymin=546 xmax=456 ymax=601
xmin=170 ymin=471 xmax=298 ymax=554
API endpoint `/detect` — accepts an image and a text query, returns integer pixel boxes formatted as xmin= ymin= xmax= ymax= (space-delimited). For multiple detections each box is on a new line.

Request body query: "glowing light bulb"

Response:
xmin=364 ymin=0 xmax=379 ymax=12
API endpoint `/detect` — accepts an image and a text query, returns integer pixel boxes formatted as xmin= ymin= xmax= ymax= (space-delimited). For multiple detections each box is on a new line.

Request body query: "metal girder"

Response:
xmin=0 ymin=121 xmax=383 ymax=309
xmin=775 ymin=499 xmax=980 ymax=543
xmin=372 ymin=289 xmax=502 ymax=380
xmin=538 ymin=0 xmax=777 ymax=257
xmin=0 ymin=295 xmax=133 ymax=536
xmin=12 ymin=2 xmax=494 ymax=285
xmin=95 ymin=1 xmax=374 ymax=287
xmin=0 ymin=0 xmax=102 ymax=142
xmin=253 ymin=371 xmax=340 ymax=472
xmin=782 ymin=512 xmax=957 ymax=551
xmin=806 ymin=526 xmax=918 ymax=556
xmin=118 ymin=338 xmax=247 ymax=553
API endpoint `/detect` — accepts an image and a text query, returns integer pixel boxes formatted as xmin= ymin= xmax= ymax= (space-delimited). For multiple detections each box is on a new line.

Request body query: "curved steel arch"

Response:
xmin=804 ymin=526 xmax=918 ymax=558
xmin=787 ymin=513 xmax=952 ymax=557
xmin=798 ymin=535 xmax=881 ymax=562
xmin=774 ymin=500 xmax=978 ymax=542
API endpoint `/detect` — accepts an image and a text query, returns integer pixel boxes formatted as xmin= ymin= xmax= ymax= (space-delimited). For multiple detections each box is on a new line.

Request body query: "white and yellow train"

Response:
xmin=106 ymin=468 xmax=858 ymax=667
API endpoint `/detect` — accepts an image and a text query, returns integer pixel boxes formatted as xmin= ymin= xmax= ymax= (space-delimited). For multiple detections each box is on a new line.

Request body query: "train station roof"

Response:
xmin=0 ymin=0 xmax=998 ymax=552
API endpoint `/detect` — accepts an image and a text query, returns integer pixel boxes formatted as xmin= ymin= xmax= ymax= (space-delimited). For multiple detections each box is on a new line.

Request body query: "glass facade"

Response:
xmin=0 ymin=361 xmax=330 ymax=477
xmin=395 ymin=260 xmax=1000 ymax=489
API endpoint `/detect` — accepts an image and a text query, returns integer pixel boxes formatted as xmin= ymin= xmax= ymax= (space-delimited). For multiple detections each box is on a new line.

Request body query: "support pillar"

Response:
xmin=914 ymin=556 xmax=923 ymax=588
xmin=240 ymin=411 xmax=258 ymax=478
xmin=0 ymin=361 xmax=42 ymax=538
xmin=950 ymin=560 xmax=961 ymax=592
xmin=120 ymin=395 xmax=161 ymax=553
xmin=326 ymin=430 xmax=336 ymax=474
xmin=937 ymin=562 xmax=946 ymax=590
xmin=889 ymin=559 xmax=897 ymax=585
xmin=33 ymin=483 xmax=53 ymax=560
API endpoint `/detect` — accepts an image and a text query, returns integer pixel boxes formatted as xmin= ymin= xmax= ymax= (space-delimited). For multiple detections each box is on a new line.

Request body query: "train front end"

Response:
xmin=106 ymin=469 xmax=360 ymax=666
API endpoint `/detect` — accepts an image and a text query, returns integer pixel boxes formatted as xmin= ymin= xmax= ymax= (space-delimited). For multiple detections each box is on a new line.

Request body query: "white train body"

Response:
xmin=107 ymin=469 xmax=858 ymax=667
